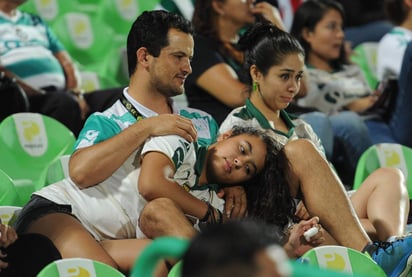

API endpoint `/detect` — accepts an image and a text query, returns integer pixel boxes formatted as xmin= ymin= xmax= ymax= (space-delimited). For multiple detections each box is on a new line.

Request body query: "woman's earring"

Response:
xmin=253 ymin=81 xmax=259 ymax=91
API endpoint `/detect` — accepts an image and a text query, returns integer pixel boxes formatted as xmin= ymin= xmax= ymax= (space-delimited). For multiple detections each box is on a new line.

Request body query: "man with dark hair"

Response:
xmin=182 ymin=220 xmax=289 ymax=277
xmin=11 ymin=10 xmax=246 ymax=275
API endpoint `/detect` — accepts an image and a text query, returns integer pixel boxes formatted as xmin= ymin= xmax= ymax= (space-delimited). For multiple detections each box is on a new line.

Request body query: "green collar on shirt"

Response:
xmin=244 ymin=99 xmax=296 ymax=138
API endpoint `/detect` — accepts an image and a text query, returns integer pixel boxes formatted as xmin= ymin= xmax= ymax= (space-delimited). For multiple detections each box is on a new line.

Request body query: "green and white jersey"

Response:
xmin=220 ymin=99 xmax=326 ymax=157
xmin=133 ymin=134 xmax=224 ymax=237
xmin=34 ymin=87 xmax=220 ymax=241
xmin=0 ymin=10 xmax=65 ymax=89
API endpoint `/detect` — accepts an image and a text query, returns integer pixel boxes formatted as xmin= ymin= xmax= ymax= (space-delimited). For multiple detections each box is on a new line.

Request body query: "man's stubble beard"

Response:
xmin=150 ymin=71 xmax=184 ymax=98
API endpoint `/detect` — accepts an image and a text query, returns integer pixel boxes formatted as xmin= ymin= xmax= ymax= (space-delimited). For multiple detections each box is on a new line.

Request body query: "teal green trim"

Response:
xmin=190 ymin=144 xmax=220 ymax=192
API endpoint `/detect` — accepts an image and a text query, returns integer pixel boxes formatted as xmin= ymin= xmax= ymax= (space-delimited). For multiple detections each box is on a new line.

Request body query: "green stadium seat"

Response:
xmin=137 ymin=0 xmax=163 ymax=13
xmin=131 ymin=236 xmax=357 ymax=277
xmin=0 ymin=169 xmax=21 ymax=206
xmin=0 ymin=205 xmax=22 ymax=225
xmin=300 ymin=245 xmax=385 ymax=276
xmin=353 ymin=143 xmax=412 ymax=198
xmin=18 ymin=0 xmax=77 ymax=24
xmin=98 ymin=0 xmax=139 ymax=36
xmin=51 ymin=12 xmax=117 ymax=65
xmin=350 ymin=42 xmax=379 ymax=90
xmin=0 ymin=113 xmax=76 ymax=206
xmin=37 ymin=257 xmax=125 ymax=277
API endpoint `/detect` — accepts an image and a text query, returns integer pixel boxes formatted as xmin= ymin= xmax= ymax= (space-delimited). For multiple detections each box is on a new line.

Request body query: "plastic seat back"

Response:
xmin=97 ymin=0 xmax=139 ymax=37
xmin=37 ymin=257 xmax=125 ymax=277
xmin=131 ymin=236 xmax=190 ymax=277
xmin=0 ymin=113 xmax=76 ymax=206
xmin=0 ymin=169 xmax=20 ymax=206
xmin=300 ymin=245 xmax=385 ymax=276
xmin=18 ymin=0 xmax=77 ymax=23
xmin=350 ymin=42 xmax=379 ymax=90
xmin=51 ymin=12 xmax=117 ymax=65
xmin=0 ymin=205 xmax=22 ymax=225
xmin=353 ymin=143 xmax=412 ymax=198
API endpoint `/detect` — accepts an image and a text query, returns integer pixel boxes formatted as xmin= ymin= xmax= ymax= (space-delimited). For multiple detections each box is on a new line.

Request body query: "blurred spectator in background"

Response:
xmin=184 ymin=0 xmax=284 ymax=125
xmin=291 ymin=0 xmax=412 ymax=147
xmin=335 ymin=0 xmax=393 ymax=48
xmin=290 ymin=0 xmax=377 ymax=115
xmin=281 ymin=0 xmax=376 ymax=183
xmin=0 ymin=0 xmax=84 ymax=135
xmin=0 ymin=0 xmax=122 ymax=136
xmin=377 ymin=0 xmax=412 ymax=81
xmin=289 ymin=0 xmax=376 ymax=179
xmin=182 ymin=220 xmax=292 ymax=277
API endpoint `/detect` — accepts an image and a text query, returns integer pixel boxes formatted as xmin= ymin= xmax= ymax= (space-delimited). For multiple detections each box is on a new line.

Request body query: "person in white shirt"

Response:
xmin=377 ymin=0 xmax=412 ymax=81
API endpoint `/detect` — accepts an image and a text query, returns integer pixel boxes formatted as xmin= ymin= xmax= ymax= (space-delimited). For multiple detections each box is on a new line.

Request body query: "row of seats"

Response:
xmin=0 ymin=208 xmax=380 ymax=277
xmin=18 ymin=0 xmax=163 ymax=93
xmin=31 ymin=236 xmax=382 ymax=276
xmin=1 ymin=113 xmax=412 ymax=276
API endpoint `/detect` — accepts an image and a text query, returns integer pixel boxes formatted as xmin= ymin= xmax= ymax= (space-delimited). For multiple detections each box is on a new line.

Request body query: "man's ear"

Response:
xmin=217 ymin=130 xmax=232 ymax=142
xmin=137 ymin=47 xmax=150 ymax=67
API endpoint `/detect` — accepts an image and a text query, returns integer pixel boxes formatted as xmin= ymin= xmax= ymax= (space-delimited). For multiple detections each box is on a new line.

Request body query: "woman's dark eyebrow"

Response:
xmin=281 ymin=68 xmax=301 ymax=74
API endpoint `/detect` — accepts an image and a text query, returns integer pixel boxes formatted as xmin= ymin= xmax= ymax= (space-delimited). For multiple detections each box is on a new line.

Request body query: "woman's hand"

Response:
xmin=345 ymin=95 xmax=377 ymax=112
xmin=217 ymin=186 xmax=247 ymax=219
xmin=0 ymin=224 xmax=18 ymax=271
xmin=283 ymin=217 xmax=325 ymax=258
xmin=252 ymin=2 xmax=285 ymax=30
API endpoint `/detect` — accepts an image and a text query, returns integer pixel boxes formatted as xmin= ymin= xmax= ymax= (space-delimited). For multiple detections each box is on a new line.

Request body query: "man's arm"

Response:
xmin=54 ymin=51 xmax=79 ymax=91
xmin=70 ymin=115 xmax=198 ymax=188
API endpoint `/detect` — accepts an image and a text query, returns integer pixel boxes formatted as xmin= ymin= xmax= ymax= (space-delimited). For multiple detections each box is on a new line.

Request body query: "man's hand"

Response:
xmin=144 ymin=114 xmax=198 ymax=143
xmin=217 ymin=186 xmax=247 ymax=219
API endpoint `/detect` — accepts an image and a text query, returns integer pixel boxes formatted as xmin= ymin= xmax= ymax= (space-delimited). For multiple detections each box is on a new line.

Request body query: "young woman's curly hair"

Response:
xmin=229 ymin=125 xmax=296 ymax=228
xmin=245 ymin=141 xmax=297 ymax=228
